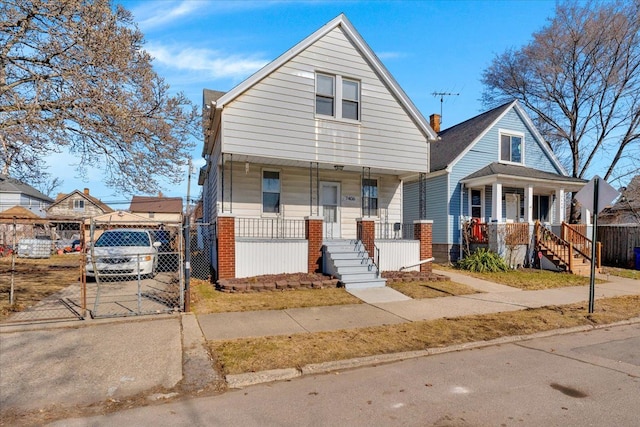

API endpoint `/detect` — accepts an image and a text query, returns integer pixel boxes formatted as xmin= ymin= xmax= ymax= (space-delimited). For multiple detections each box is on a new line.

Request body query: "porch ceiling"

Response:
xmin=219 ymin=153 xmax=427 ymax=177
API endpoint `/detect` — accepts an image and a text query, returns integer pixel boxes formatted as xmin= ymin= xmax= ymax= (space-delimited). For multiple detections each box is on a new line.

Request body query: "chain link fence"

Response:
xmin=1 ymin=219 xmax=85 ymax=323
xmin=87 ymin=220 xmax=184 ymax=318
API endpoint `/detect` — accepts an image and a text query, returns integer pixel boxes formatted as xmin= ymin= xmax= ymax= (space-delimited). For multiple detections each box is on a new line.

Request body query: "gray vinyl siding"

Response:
xmin=402 ymin=181 xmax=419 ymax=226
xmin=501 ymin=109 xmax=561 ymax=173
xmin=220 ymin=27 xmax=428 ymax=173
xmin=425 ymin=174 xmax=449 ymax=244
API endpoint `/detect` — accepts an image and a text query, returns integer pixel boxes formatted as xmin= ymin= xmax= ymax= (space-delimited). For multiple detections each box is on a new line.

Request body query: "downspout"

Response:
xmin=460 ymin=182 xmax=464 ymax=260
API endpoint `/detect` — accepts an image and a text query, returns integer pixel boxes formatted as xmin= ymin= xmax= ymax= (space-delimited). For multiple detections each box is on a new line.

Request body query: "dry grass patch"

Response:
xmin=0 ymin=255 xmax=82 ymax=319
xmin=210 ymin=295 xmax=640 ymax=375
xmin=601 ymin=267 xmax=639 ymax=280
xmin=436 ymin=264 xmax=602 ymax=290
xmin=190 ymin=279 xmax=361 ymax=314
xmin=388 ymin=280 xmax=479 ymax=299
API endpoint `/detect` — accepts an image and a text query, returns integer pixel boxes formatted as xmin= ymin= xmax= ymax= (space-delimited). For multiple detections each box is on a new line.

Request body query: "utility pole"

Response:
xmin=431 ymin=92 xmax=459 ymax=125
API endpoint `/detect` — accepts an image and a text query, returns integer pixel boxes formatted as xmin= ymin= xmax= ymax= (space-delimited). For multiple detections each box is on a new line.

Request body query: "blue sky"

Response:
xmin=48 ymin=0 xmax=560 ymax=207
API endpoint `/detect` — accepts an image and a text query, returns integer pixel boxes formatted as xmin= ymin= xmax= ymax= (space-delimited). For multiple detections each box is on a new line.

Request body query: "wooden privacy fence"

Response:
xmin=597 ymin=224 xmax=640 ymax=268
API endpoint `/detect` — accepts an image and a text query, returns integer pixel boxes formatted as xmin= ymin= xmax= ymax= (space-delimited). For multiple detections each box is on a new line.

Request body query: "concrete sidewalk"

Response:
xmin=1 ymin=271 xmax=638 ymax=421
xmin=197 ymin=273 xmax=639 ymax=341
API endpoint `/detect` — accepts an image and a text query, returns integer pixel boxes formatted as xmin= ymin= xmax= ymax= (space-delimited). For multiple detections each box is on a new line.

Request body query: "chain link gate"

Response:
xmin=87 ymin=219 xmax=185 ymax=318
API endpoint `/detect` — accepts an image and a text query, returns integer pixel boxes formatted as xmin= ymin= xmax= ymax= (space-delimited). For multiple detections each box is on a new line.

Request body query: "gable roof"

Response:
xmin=48 ymin=189 xmax=113 ymax=213
xmin=431 ymin=102 xmax=512 ymax=172
xmin=431 ymin=101 xmax=566 ymax=175
xmin=461 ymin=162 xmax=586 ymax=185
xmin=129 ymin=196 xmax=183 ymax=214
xmin=0 ymin=205 xmax=42 ymax=219
xmin=0 ymin=174 xmax=53 ymax=202
xmin=205 ymin=14 xmax=437 ymax=141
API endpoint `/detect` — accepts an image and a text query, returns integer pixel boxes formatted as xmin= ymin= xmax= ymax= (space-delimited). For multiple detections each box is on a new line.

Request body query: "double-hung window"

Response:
xmin=73 ymin=200 xmax=85 ymax=211
xmin=362 ymin=178 xmax=378 ymax=216
xmin=470 ymin=189 xmax=483 ymax=219
xmin=316 ymin=73 xmax=360 ymax=121
xmin=316 ymin=74 xmax=335 ymax=116
xmin=262 ymin=170 xmax=281 ymax=214
xmin=500 ymin=132 xmax=523 ymax=163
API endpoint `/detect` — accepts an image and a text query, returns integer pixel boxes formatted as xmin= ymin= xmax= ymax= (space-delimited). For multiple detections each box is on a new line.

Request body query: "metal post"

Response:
xmin=9 ymin=217 xmax=16 ymax=305
xmin=185 ymin=159 xmax=192 ymax=312
xmin=588 ymin=177 xmax=599 ymax=314
xmin=137 ymin=254 xmax=142 ymax=314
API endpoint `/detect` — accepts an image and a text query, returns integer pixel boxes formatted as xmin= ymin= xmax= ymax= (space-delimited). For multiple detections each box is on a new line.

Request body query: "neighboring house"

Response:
xmin=0 ymin=174 xmax=53 ymax=218
xmin=403 ymin=101 xmax=586 ymax=264
xmin=129 ymin=196 xmax=183 ymax=224
xmin=599 ymin=175 xmax=640 ymax=225
xmin=47 ymin=188 xmax=113 ymax=219
xmin=199 ymin=14 xmax=437 ymax=284
xmin=47 ymin=188 xmax=114 ymax=240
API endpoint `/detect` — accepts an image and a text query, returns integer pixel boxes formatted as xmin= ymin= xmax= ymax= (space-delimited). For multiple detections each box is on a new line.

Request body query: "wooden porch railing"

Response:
xmin=534 ymin=221 xmax=601 ymax=273
xmin=464 ymin=220 xmax=488 ymax=244
xmin=535 ymin=221 xmax=575 ymax=272
xmin=505 ymin=223 xmax=530 ymax=245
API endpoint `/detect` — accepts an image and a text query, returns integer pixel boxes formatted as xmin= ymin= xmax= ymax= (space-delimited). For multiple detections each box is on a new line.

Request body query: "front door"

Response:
xmin=506 ymin=193 xmax=520 ymax=222
xmin=321 ymin=182 xmax=341 ymax=239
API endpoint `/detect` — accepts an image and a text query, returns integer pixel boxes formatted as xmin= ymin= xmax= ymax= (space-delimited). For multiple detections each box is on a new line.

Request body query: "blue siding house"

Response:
xmin=404 ymin=101 xmax=586 ymax=262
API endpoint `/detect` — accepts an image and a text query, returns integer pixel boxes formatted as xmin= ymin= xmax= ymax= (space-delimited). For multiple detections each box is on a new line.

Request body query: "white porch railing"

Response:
xmin=235 ymin=218 xmax=305 ymax=239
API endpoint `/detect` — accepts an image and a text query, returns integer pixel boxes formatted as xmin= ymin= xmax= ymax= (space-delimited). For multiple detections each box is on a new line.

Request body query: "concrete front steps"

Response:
xmin=323 ymin=239 xmax=386 ymax=290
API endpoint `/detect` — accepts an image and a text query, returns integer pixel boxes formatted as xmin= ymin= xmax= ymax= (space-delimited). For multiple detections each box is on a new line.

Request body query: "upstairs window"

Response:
xmin=316 ymin=74 xmax=335 ymax=117
xmin=316 ymin=73 xmax=360 ymax=121
xmin=500 ymin=132 xmax=523 ymax=163
xmin=342 ymin=79 xmax=360 ymax=120
xmin=73 ymin=200 xmax=85 ymax=211
xmin=362 ymin=178 xmax=378 ymax=217
xmin=262 ymin=170 xmax=281 ymax=214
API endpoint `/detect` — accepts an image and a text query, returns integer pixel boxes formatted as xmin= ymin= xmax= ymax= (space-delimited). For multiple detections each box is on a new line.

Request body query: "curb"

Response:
xmin=225 ymin=317 xmax=640 ymax=389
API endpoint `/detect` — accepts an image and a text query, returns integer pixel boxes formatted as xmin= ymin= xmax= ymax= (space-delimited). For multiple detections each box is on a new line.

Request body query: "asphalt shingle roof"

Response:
xmin=430 ymin=102 xmax=513 ymax=172
xmin=461 ymin=162 xmax=586 ymax=184
xmin=0 ymin=174 xmax=53 ymax=202
xmin=129 ymin=196 xmax=183 ymax=214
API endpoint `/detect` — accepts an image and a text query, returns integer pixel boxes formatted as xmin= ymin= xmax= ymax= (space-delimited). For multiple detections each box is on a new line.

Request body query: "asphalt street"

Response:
xmin=49 ymin=323 xmax=640 ymax=427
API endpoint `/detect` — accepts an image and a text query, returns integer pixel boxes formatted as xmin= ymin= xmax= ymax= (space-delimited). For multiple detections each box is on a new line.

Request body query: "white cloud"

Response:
xmin=134 ymin=1 xmax=206 ymax=30
xmin=146 ymin=43 xmax=269 ymax=81
xmin=377 ymin=51 xmax=407 ymax=60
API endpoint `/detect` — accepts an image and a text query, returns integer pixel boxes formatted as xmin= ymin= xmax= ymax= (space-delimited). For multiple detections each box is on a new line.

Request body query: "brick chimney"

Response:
xmin=430 ymin=114 xmax=441 ymax=133
xmin=84 ymin=188 xmax=90 ymax=195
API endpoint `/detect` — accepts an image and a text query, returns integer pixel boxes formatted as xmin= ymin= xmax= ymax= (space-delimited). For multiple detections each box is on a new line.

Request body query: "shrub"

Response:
xmin=457 ymin=248 xmax=509 ymax=273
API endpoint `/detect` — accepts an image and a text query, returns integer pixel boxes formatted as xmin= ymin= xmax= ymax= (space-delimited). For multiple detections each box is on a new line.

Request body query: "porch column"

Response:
xmin=217 ymin=214 xmax=236 ymax=279
xmin=555 ymin=188 xmax=565 ymax=224
xmin=305 ymin=216 xmax=323 ymax=274
xmin=492 ymin=182 xmax=503 ymax=222
xmin=356 ymin=218 xmax=375 ymax=256
xmin=414 ymin=220 xmax=433 ymax=273
xmin=525 ymin=185 xmax=534 ymax=223
xmin=581 ymin=206 xmax=592 ymax=226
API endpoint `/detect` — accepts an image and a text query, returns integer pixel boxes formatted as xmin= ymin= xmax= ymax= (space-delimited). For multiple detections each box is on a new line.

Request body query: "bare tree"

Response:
xmin=0 ymin=0 xmax=199 ymax=194
xmin=482 ymin=1 xmax=640 ymax=218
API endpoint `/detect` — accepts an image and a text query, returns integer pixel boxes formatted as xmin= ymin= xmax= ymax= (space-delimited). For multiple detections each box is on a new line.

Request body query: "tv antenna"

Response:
xmin=432 ymin=92 xmax=459 ymax=124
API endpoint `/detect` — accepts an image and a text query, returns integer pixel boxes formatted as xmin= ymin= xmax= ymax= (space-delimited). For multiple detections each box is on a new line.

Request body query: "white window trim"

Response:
xmin=315 ymin=72 xmax=361 ymax=123
xmin=498 ymin=129 xmax=525 ymax=165
xmin=73 ymin=199 xmax=85 ymax=210
xmin=468 ymin=187 xmax=485 ymax=221
xmin=261 ymin=168 xmax=281 ymax=217
xmin=361 ymin=176 xmax=380 ymax=219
